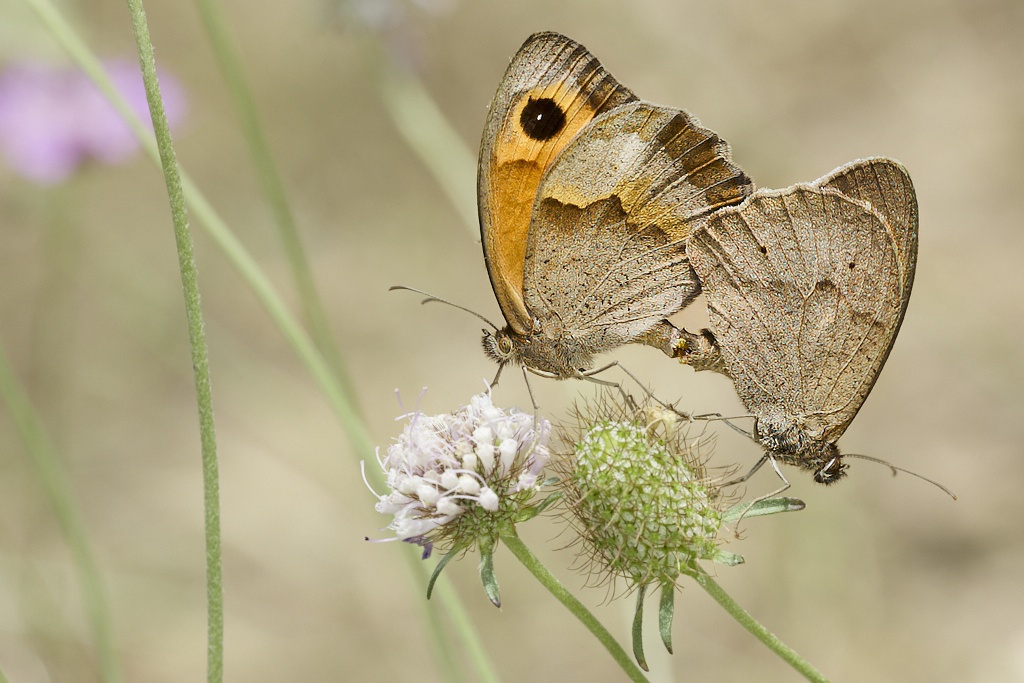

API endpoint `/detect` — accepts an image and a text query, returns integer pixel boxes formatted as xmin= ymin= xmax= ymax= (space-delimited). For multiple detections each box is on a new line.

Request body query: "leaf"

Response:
xmin=659 ymin=583 xmax=675 ymax=654
xmin=632 ymin=584 xmax=649 ymax=671
xmin=722 ymin=497 xmax=806 ymax=523
xmin=711 ymin=549 xmax=746 ymax=566
xmin=479 ymin=547 xmax=501 ymax=608
xmin=426 ymin=550 xmax=456 ymax=600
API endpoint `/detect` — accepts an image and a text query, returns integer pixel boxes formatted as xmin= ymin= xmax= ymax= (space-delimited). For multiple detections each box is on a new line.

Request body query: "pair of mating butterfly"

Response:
xmin=438 ymin=32 xmax=924 ymax=488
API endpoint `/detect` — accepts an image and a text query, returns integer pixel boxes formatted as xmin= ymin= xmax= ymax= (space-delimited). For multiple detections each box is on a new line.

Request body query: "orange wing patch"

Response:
xmin=478 ymin=33 xmax=635 ymax=333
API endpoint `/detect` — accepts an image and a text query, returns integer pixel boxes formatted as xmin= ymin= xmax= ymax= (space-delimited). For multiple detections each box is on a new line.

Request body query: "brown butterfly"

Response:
xmin=477 ymin=31 xmax=753 ymax=380
xmin=679 ymin=158 xmax=921 ymax=483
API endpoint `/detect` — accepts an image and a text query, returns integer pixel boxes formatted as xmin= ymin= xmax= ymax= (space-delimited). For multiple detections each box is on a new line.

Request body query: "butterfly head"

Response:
xmin=482 ymin=325 xmax=594 ymax=379
xmin=811 ymin=446 xmax=848 ymax=485
xmin=773 ymin=439 xmax=848 ymax=485
xmin=482 ymin=327 xmax=517 ymax=368
xmin=755 ymin=416 xmax=848 ymax=485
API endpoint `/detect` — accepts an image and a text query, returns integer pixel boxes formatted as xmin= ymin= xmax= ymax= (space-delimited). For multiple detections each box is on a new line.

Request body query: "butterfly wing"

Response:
xmin=817 ymin=157 xmax=918 ymax=339
xmin=690 ymin=169 xmax=913 ymax=441
xmin=478 ymin=32 xmax=637 ymax=334
xmin=523 ymin=102 xmax=752 ymax=350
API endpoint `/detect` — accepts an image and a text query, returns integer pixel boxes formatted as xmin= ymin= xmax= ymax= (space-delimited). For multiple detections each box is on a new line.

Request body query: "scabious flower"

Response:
xmin=556 ymin=395 xmax=732 ymax=592
xmin=554 ymin=393 xmax=745 ymax=667
xmin=368 ymin=390 xmax=551 ymax=555
xmin=0 ymin=59 xmax=186 ymax=184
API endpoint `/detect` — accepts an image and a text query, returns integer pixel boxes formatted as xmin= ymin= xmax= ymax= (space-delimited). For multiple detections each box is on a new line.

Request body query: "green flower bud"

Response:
xmin=557 ymin=396 xmax=726 ymax=589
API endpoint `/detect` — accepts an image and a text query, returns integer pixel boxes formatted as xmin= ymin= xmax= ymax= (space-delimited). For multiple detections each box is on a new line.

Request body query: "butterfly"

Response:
xmin=678 ymin=158 xmax=919 ymax=483
xmin=477 ymin=31 xmax=753 ymax=380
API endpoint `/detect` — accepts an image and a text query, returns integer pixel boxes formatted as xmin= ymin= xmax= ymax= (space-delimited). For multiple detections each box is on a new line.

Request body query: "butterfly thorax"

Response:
xmin=482 ymin=325 xmax=595 ymax=379
xmin=754 ymin=413 xmax=848 ymax=485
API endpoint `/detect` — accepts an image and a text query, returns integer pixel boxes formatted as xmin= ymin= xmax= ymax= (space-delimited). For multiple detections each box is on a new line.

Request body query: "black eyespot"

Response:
xmin=520 ymin=97 xmax=566 ymax=141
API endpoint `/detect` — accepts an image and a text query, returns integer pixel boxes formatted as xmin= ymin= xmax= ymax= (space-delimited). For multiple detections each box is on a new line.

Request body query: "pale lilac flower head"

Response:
xmin=0 ymin=59 xmax=186 ymax=184
xmin=368 ymin=390 xmax=551 ymax=551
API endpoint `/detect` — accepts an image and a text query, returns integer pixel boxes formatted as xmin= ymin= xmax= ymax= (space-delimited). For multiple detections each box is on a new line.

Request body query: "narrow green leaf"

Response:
xmin=711 ymin=550 xmax=746 ymax=566
xmin=479 ymin=548 xmax=501 ymax=608
xmin=723 ymin=497 xmax=806 ymax=523
xmin=518 ymin=492 xmax=562 ymax=522
xmin=426 ymin=551 xmax=456 ymax=600
xmin=658 ymin=583 xmax=675 ymax=654
xmin=632 ymin=584 xmax=649 ymax=671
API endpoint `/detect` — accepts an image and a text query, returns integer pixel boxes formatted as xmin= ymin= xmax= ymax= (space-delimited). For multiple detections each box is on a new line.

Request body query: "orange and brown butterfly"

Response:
xmin=477 ymin=31 xmax=753 ymax=379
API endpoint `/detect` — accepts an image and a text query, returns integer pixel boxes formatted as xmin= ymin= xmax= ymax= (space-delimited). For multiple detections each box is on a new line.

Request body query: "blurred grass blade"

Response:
xmin=192 ymin=0 xmax=361 ymax=406
xmin=377 ymin=63 xmax=477 ymax=236
xmin=0 ymin=344 xmax=121 ymax=683
xmin=126 ymin=1 xmax=224 ymax=680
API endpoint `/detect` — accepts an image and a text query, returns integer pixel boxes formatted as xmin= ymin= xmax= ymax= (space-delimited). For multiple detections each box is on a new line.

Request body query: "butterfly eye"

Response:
xmin=814 ymin=457 xmax=848 ymax=485
xmin=519 ymin=97 xmax=567 ymax=141
xmin=497 ymin=335 xmax=515 ymax=355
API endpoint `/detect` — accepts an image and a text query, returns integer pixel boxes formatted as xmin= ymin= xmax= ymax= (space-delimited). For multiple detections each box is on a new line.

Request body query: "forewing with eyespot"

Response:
xmin=478 ymin=31 xmax=638 ymax=334
xmin=522 ymin=103 xmax=752 ymax=350
xmin=689 ymin=183 xmax=904 ymax=442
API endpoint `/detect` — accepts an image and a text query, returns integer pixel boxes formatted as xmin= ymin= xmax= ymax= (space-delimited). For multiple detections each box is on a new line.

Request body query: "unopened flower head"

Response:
xmin=557 ymin=395 xmax=726 ymax=590
xmin=370 ymin=390 xmax=550 ymax=552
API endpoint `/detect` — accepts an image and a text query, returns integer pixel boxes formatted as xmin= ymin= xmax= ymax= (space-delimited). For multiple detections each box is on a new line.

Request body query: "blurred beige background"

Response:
xmin=1 ymin=0 xmax=1021 ymax=681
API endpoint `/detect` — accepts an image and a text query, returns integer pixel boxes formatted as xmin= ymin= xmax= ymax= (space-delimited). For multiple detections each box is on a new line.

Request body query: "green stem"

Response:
xmin=192 ymin=0 xmax=361 ymax=404
xmin=0 ymin=344 xmax=121 ymax=683
xmin=694 ymin=572 xmax=829 ymax=683
xmin=500 ymin=531 xmax=648 ymax=683
xmin=125 ymin=2 xmax=223 ymax=681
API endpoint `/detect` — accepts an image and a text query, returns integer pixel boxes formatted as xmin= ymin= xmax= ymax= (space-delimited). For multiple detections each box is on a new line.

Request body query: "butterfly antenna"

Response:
xmin=389 ymin=285 xmax=499 ymax=330
xmin=844 ymin=453 xmax=957 ymax=500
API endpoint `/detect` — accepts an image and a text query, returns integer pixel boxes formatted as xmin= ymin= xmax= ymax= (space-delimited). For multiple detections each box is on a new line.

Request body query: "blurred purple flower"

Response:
xmin=0 ymin=59 xmax=186 ymax=184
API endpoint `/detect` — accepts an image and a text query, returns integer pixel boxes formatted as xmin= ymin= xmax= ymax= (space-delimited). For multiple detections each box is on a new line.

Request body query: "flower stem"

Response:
xmin=500 ymin=531 xmax=648 ymax=683
xmin=694 ymin=572 xmax=829 ymax=683
xmin=126 ymin=2 xmax=223 ymax=681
